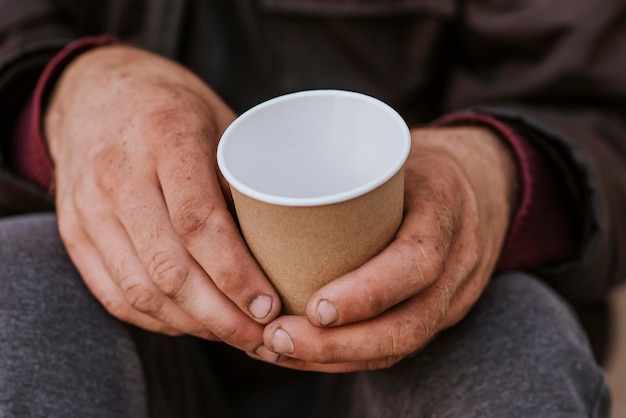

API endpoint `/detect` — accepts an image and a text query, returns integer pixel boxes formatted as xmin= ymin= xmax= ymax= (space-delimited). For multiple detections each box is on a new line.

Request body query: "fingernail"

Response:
xmin=249 ymin=295 xmax=272 ymax=319
xmin=271 ymin=328 xmax=294 ymax=354
xmin=254 ymin=345 xmax=280 ymax=363
xmin=317 ymin=299 xmax=338 ymax=326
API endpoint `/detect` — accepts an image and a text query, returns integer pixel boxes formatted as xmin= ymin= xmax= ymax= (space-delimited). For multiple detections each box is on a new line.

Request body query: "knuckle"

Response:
xmin=220 ymin=323 xmax=240 ymax=341
xmin=428 ymin=246 xmax=447 ymax=278
xmin=214 ymin=321 xmax=247 ymax=346
xmin=123 ymin=282 xmax=164 ymax=316
xmin=406 ymin=241 xmax=445 ymax=286
xmin=202 ymin=206 xmax=234 ymax=236
xmin=145 ymin=103 xmax=197 ymax=132
xmin=71 ymin=191 xmax=102 ymax=221
xmin=100 ymin=295 xmax=130 ymax=319
xmin=92 ymin=145 xmax=132 ymax=193
xmin=210 ymin=252 xmax=250 ymax=295
xmin=146 ymin=107 xmax=187 ymax=131
xmin=171 ymin=197 xmax=219 ymax=239
xmin=142 ymin=99 xmax=211 ymax=146
xmin=100 ymin=295 xmax=141 ymax=323
xmin=147 ymin=250 xmax=190 ymax=300
xmin=361 ymin=284 xmax=386 ymax=317
xmin=388 ymin=322 xmax=412 ymax=358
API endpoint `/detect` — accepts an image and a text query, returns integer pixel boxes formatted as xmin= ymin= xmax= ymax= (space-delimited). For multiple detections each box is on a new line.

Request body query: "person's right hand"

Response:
xmin=45 ymin=45 xmax=282 ymax=358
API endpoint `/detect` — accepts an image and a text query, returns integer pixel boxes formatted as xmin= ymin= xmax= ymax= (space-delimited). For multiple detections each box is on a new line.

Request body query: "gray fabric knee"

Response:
xmin=344 ymin=272 xmax=611 ymax=418
xmin=0 ymin=213 xmax=147 ymax=418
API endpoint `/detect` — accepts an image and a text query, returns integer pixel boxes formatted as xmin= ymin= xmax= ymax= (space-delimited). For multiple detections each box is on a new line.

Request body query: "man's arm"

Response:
xmin=445 ymin=0 xmax=626 ymax=304
xmin=0 ymin=0 xmax=81 ymax=215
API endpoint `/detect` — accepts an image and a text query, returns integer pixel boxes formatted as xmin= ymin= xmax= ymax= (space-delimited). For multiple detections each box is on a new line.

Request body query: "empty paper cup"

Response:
xmin=217 ymin=90 xmax=411 ymax=314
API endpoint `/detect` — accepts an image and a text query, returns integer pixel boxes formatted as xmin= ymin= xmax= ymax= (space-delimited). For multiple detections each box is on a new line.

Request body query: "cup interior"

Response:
xmin=217 ymin=90 xmax=410 ymax=206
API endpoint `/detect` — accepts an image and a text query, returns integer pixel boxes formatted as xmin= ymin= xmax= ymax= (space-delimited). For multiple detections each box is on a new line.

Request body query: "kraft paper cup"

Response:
xmin=217 ymin=90 xmax=411 ymax=314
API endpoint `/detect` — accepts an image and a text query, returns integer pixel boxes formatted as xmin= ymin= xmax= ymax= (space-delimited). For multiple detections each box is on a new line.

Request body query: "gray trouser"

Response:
xmin=0 ymin=213 xmax=611 ymax=417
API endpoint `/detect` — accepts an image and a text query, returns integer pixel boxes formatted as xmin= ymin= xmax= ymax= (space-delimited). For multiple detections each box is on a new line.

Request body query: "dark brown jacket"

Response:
xmin=0 ymin=0 xmax=624 ymax=310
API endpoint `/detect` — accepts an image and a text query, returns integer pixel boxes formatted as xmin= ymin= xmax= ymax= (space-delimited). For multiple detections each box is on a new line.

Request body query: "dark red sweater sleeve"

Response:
xmin=434 ymin=112 xmax=578 ymax=271
xmin=9 ymin=35 xmax=118 ymax=191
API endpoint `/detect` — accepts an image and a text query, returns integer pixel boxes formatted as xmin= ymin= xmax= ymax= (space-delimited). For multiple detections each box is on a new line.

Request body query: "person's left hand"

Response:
xmin=249 ymin=126 xmax=519 ymax=372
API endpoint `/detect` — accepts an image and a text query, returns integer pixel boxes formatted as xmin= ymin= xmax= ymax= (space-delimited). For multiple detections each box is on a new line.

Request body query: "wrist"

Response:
xmin=411 ymin=126 xmax=519 ymax=224
xmin=10 ymin=35 xmax=118 ymax=191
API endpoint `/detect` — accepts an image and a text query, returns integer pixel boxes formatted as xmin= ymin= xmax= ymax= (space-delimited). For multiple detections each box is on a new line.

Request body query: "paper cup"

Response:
xmin=217 ymin=90 xmax=411 ymax=314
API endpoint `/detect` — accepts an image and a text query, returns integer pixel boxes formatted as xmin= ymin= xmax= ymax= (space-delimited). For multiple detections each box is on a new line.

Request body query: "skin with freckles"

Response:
xmin=45 ymin=45 xmax=282 ymax=354
xmin=46 ymin=44 xmax=518 ymax=372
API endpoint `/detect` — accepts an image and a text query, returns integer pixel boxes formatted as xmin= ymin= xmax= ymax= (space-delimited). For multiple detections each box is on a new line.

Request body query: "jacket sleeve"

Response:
xmin=0 ymin=0 xmax=188 ymax=216
xmin=0 ymin=0 xmax=85 ymax=215
xmin=443 ymin=0 xmax=626 ymax=304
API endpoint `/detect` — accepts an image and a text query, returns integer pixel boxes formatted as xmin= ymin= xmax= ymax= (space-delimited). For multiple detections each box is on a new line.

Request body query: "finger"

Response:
xmin=300 ymin=272 xmax=488 ymax=370
xmin=305 ymin=175 xmax=459 ymax=327
xmin=78 ymin=212 xmax=217 ymax=340
xmin=248 ymin=351 xmax=404 ymax=373
xmin=265 ymin=221 xmax=487 ymax=365
xmin=305 ymin=231 xmax=449 ymax=327
xmin=71 ymin=243 xmax=186 ymax=337
xmin=156 ymin=129 xmax=282 ymax=323
xmin=105 ymin=180 xmax=266 ymax=348
xmin=264 ymin=283 xmax=448 ymax=365
xmin=438 ymin=243 xmax=493 ymax=331
xmin=56 ymin=209 xmax=183 ymax=336
xmin=75 ymin=196 xmax=250 ymax=344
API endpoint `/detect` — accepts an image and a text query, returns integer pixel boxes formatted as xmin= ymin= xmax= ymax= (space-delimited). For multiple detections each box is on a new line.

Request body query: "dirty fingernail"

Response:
xmin=271 ymin=328 xmax=295 ymax=354
xmin=317 ymin=299 xmax=338 ymax=326
xmin=249 ymin=295 xmax=272 ymax=319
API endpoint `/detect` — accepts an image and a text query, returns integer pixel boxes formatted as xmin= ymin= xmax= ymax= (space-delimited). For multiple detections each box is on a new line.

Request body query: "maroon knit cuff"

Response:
xmin=10 ymin=34 xmax=119 ymax=191
xmin=433 ymin=112 xmax=577 ymax=271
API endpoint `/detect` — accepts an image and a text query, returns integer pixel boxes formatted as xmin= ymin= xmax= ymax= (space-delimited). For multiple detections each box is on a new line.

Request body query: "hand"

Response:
xmin=46 ymin=45 xmax=282 ymax=355
xmin=254 ymin=126 xmax=518 ymax=371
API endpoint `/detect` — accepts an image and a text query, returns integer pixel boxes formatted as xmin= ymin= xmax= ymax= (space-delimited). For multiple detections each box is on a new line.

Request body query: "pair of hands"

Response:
xmin=46 ymin=45 xmax=517 ymax=373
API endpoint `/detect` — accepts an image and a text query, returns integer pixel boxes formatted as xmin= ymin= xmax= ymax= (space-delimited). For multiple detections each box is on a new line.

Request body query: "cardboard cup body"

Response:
xmin=217 ymin=90 xmax=411 ymax=314
xmin=231 ymin=170 xmax=404 ymax=314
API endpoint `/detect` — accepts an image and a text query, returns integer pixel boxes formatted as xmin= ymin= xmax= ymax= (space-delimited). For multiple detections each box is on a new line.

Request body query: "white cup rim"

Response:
xmin=217 ymin=89 xmax=411 ymax=207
